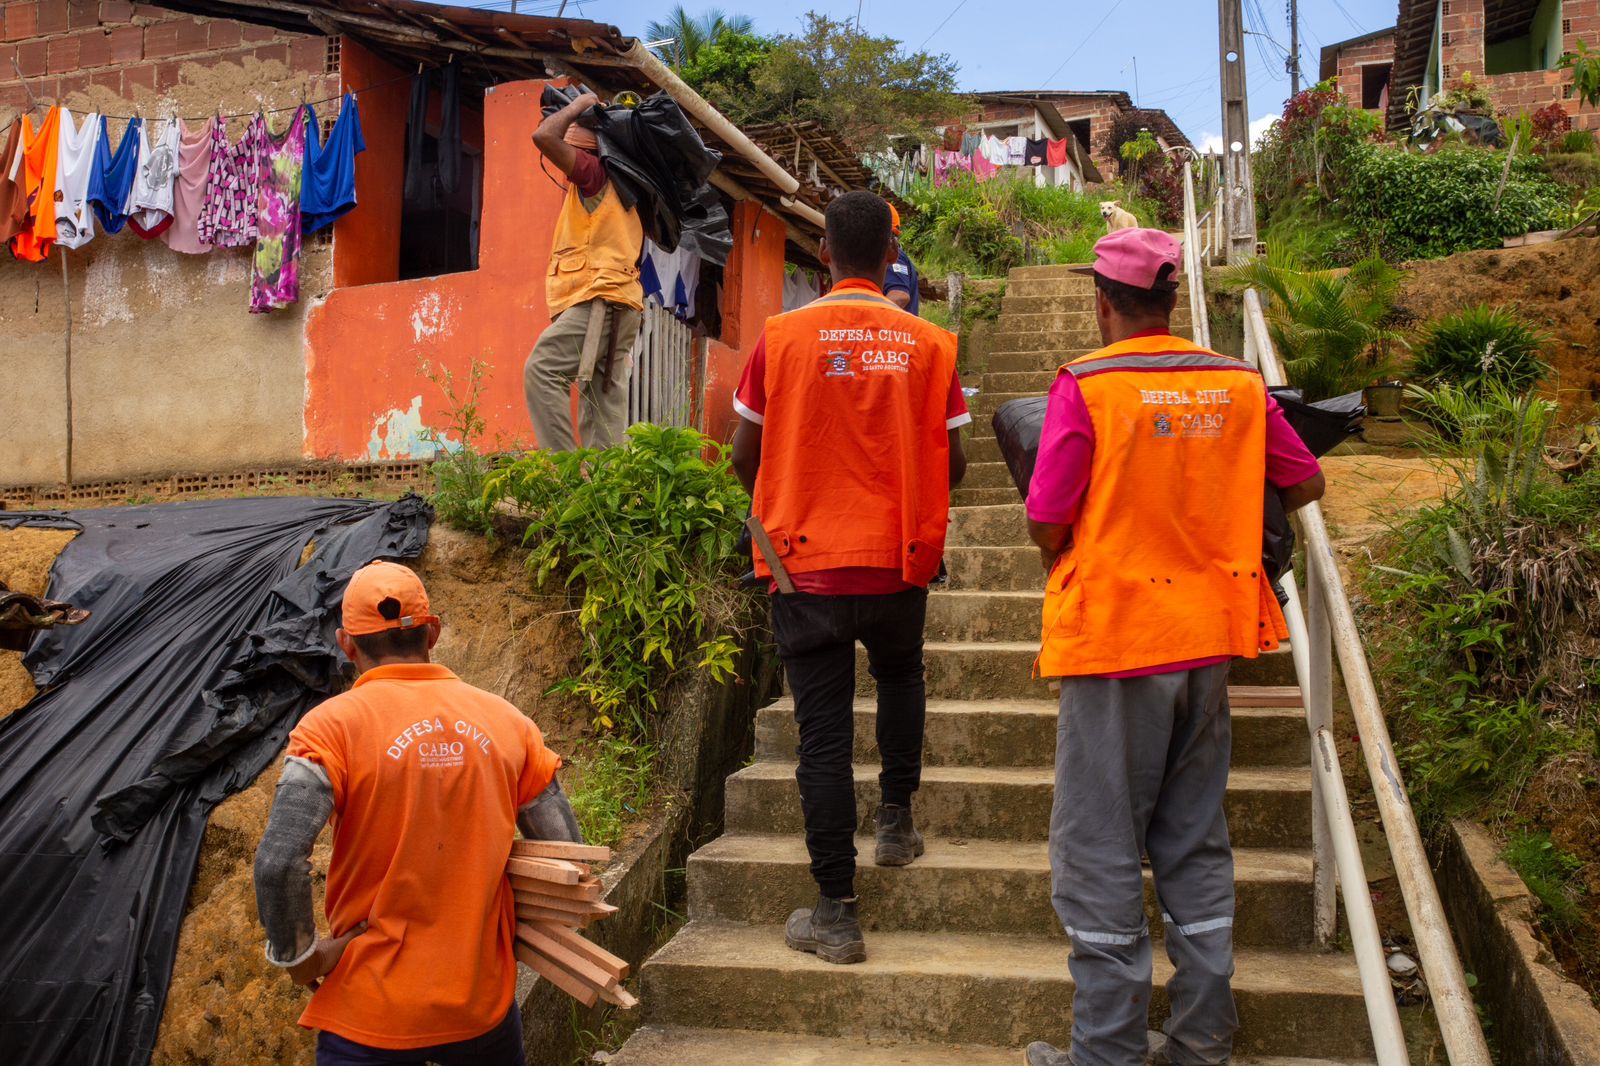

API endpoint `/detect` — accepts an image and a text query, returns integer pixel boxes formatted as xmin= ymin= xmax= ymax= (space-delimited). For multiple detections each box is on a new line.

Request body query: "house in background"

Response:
xmin=961 ymin=90 xmax=1192 ymax=184
xmin=1320 ymin=26 xmax=1397 ymax=112
xmin=0 ymin=0 xmax=855 ymax=494
xmin=1389 ymin=0 xmax=1600 ymax=132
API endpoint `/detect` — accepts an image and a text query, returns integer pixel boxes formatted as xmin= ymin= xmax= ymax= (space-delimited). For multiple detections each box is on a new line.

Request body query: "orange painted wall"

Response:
xmin=703 ymin=200 xmax=787 ymax=446
xmin=305 ymin=72 xmax=790 ymax=461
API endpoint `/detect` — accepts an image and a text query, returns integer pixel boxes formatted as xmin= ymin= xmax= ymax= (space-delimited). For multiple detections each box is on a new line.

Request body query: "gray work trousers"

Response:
xmin=1050 ymin=663 xmax=1238 ymax=1066
xmin=523 ymin=299 xmax=642 ymax=452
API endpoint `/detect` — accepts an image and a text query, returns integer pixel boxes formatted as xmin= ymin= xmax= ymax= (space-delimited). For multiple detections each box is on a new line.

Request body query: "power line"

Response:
xmin=1033 ymin=0 xmax=1126 ymax=91
xmin=916 ymin=0 xmax=971 ymax=51
xmin=1329 ymin=0 xmax=1365 ymax=34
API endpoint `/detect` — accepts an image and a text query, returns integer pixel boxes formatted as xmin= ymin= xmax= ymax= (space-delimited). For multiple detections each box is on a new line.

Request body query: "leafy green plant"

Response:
xmin=1344 ymin=145 xmax=1568 ymax=259
xmin=1559 ymin=129 xmax=1598 ymax=154
xmin=1223 ymin=249 xmax=1405 ymax=400
xmin=568 ymin=734 xmax=657 ymax=850
xmin=483 ymin=424 xmax=753 ymax=733
xmin=1559 ymin=40 xmax=1600 ymax=110
xmin=422 ymin=359 xmax=498 ymax=533
xmin=1410 ymin=305 xmax=1550 ymax=395
xmin=1405 ymin=381 xmax=1557 ymax=511
xmin=1503 ymin=831 xmax=1586 ymax=930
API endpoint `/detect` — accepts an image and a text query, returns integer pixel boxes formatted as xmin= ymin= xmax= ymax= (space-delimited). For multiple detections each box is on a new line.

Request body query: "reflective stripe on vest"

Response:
xmin=545 ymin=180 xmax=645 ymax=317
xmin=1036 ymin=334 xmax=1289 ymax=677
xmin=752 ymin=293 xmax=958 ymax=587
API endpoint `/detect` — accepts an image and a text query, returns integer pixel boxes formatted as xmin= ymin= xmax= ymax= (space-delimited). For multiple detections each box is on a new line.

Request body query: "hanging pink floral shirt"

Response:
xmin=251 ymin=107 xmax=306 ymax=314
xmin=198 ymin=113 xmax=265 ymax=247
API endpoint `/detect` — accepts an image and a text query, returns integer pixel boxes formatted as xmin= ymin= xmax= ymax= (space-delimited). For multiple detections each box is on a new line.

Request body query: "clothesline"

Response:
xmin=2 ymin=62 xmax=425 ymax=138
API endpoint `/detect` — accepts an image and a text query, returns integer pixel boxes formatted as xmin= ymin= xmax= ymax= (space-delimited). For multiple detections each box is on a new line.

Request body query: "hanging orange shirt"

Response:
xmin=284 ymin=663 xmax=562 ymax=1049
xmin=10 ymin=107 xmax=61 ymax=262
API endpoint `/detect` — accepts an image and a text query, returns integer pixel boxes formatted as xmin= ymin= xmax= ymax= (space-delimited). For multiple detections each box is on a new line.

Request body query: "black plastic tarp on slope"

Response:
xmin=0 ymin=495 xmax=432 ymax=1066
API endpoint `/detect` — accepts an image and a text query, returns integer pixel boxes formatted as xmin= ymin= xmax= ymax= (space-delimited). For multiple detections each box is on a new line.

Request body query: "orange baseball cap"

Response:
xmin=888 ymin=203 xmax=901 ymax=234
xmin=341 ymin=561 xmax=439 ymax=636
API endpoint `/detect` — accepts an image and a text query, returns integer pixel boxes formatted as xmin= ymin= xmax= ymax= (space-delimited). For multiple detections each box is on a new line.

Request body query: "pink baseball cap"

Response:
xmin=1072 ymin=228 xmax=1183 ymax=290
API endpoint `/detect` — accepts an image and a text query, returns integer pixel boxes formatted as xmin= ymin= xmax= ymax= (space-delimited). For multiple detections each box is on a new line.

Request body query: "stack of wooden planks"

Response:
xmin=507 ymin=840 xmax=636 ymax=1009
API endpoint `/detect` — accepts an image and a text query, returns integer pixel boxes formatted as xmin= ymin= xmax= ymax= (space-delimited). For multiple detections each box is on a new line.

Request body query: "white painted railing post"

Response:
xmin=1306 ymin=544 xmax=1338 ymax=943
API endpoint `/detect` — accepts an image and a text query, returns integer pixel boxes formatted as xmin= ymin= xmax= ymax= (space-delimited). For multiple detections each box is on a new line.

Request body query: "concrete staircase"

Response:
xmin=610 ymin=265 xmax=1372 ymax=1064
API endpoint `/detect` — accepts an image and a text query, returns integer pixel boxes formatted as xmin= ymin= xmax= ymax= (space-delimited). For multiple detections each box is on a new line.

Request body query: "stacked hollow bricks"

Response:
xmin=1433 ymin=0 xmax=1600 ymax=133
xmin=0 ymin=1 xmax=336 ymax=116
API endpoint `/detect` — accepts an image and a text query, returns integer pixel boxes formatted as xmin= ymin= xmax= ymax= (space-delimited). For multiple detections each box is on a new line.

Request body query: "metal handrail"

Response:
xmin=1239 ymin=290 xmax=1493 ymax=1066
xmin=1180 ymin=162 xmax=1213 ymax=349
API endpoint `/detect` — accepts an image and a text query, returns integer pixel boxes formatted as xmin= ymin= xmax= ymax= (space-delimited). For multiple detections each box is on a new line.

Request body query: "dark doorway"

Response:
xmin=1361 ymin=63 xmax=1393 ymax=110
xmin=398 ymin=130 xmax=482 ymax=281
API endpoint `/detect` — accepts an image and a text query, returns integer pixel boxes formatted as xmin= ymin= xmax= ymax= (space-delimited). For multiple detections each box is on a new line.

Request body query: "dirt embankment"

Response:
xmin=2 ymin=522 xmax=587 ymax=1064
xmin=1395 ymin=236 xmax=1600 ymax=413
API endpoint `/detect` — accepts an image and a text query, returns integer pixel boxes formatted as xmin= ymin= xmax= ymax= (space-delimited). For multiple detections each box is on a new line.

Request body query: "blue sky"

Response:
xmin=462 ymin=0 xmax=1403 ymax=148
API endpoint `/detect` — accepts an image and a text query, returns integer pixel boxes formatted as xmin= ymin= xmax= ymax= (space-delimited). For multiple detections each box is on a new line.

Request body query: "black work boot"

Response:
xmin=784 ymin=894 xmax=866 ymax=964
xmin=873 ymin=803 xmax=925 ymax=866
xmin=1023 ymin=1042 xmax=1076 ymax=1065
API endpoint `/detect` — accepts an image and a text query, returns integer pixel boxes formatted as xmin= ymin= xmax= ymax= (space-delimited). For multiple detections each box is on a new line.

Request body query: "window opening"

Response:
xmin=1484 ymin=0 xmax=1564 ymax=76
xmin=1067 ymin=118 xmax=1092 ymax=153
xmin=398 ymin=129 xmax=482 ymax=281
xmin=324 ymin=36 xmax=341 ymax=76
xmin=1361 ymin=63 xmax=1392 ymax=110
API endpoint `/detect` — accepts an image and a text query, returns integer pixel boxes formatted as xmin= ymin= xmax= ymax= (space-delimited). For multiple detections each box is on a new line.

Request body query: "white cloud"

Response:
xmin=1197 ymin=114 xmax=1279 ymax=155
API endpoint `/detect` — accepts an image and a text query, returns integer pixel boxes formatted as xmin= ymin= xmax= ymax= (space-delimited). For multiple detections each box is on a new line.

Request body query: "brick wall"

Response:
xmin=0 ymin=1 xmax=332 ymax=115
xmin=1425 ymin=0 xmax=1600 ymax=132
xmin=1333 ymin=33 xmax=1395 ymax=110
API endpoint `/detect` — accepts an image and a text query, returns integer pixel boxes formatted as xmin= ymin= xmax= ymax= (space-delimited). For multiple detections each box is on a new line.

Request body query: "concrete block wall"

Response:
xmin=1430 ymin=0 xmax=1600 ymax=133
xmin=0 ymin=1 xmax=333 ymax=112
xmin=1331 ymin=33 xmax=1396 ymax=110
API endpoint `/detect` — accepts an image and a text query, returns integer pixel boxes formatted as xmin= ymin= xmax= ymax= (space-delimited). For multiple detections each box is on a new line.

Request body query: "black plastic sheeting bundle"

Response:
xmin=543 ymin=85 xmax=732 ymax=265
xmin=0 ymin=495 xmax=432 ymax=1066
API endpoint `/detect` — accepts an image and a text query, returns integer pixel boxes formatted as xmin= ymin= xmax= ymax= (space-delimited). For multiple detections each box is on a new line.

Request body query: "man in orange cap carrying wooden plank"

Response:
xmin=253 ymin=561 xmax=583 ymax=1065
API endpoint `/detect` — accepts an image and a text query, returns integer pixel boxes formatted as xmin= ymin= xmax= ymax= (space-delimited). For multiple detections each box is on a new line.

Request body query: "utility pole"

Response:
xmin=1218 ymin=0 xmax=1257 ymax=262
xmin=1287 ymin=0 xmax=1301 ymax=94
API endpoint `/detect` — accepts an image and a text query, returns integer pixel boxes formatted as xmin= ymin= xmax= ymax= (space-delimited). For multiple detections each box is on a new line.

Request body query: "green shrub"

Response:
xmin=1503 ymin=831 xmax=1586 ymax=930
xmin=1559 ymin=129 xmax=1598 ymax=154
xmin=1223 ymin=249 xmax=1405 ymax=400
xmin=568 ymin=735 xmax=656 ymax=849
xmin=423 ymin=360 xmax=500 ymax=532
xmin=902 ymin=175 xmax=1144 ymax=276
xmin=482 ymin=425 xmax=753 ymax=734
xmin=1344 ymin=145 xmax=1568 ymax=259
xmin=1411 ymin=305 xmax=1550 ymax=395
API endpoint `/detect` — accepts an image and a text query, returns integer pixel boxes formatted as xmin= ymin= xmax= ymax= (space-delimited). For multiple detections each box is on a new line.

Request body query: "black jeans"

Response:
xmin=770 ymin=587 xmax=929 ymax=899
xmin=316 ymin=1004 xmax=524 ymax=1066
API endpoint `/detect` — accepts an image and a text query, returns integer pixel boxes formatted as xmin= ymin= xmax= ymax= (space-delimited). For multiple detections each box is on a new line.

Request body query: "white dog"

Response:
xmin=1099 ymin=200 xmax=1139 ymax=232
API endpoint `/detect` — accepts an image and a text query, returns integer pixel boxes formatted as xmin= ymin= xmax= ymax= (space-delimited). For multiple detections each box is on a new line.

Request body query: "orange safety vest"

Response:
xmin=753 ymin=281 xmax=958 ymax=588
xmin=545 ymin=178 xmax=644 ymax=317
xmin=1036 ymin=334 xmax=1289 ymax=677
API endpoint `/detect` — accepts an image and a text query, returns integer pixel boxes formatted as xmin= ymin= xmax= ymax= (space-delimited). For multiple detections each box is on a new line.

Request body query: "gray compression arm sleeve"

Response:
xmin=516 ymin=779 xmax=584 ymax=843
xmin=253 ymin=757 xmax=334 ymax=967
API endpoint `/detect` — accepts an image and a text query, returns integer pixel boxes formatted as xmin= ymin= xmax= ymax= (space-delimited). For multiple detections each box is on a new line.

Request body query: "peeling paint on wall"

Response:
xmin=365 ymin=395 xmax=457 ymax=460
xmin=410 ymin=292 xmax=454 ymax=343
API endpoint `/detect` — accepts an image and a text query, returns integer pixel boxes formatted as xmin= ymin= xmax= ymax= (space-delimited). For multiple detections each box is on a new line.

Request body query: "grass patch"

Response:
xmin=568 ymin=735 xmax=657 ymax=851
xmin=1502 ymin=831 xmax=1587 ymax=931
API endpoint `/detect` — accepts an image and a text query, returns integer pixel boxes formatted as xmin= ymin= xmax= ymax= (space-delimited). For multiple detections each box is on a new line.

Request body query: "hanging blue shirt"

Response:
xmin=302 ymin=95 xmax=366 ymax=233
xmin=86 ymin=115 xmax=141 ymax=235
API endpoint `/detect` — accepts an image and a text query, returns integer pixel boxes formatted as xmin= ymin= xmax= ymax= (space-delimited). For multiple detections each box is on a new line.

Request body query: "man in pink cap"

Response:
xmin=1022 ymin=230 xmax=1324 ymax=1066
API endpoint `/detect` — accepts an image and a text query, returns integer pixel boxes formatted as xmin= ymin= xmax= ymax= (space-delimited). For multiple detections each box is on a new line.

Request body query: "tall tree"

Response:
xmin=644 ymin=6 xmax=755 ymax=68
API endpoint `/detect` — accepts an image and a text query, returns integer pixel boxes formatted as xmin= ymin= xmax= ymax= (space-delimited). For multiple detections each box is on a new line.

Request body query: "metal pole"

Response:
xmin=1217 ymin=0 xmax=1258 ymax=262
xmin=1287 ymin=0 xmax=1301 ymax=95
xmin=1243 ymin=291 xmax=1493 ymax=1066
xmin=1306 ymin=546 xmax=1338 ymax=943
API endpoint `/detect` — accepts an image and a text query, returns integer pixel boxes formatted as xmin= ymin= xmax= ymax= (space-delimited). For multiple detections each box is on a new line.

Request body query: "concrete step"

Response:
xmin=948 ymin=503 xmax=1029 ymax=547
xmin=639 ymin=923 xmax=1373 ymax=1058
xmin=925 ymin=589 xmax=1041 ymax=642
xmin=944 ymin=545 xmax=1038 ymax=590
xmin=1002 ymin=293 xmax=1095 ymax=315
xmin=957 ymin=462 xmax=1017 ymax=490
xmin=724 ymin=761 xmax=1313 ymax=848
xmin=1008 ymin=263 xmax=1097 ymax=278
xmin=970 ymin=391 xmax=1040 ymax=421
xmin=980 ymin=370 xmax=1057 ymax=394
xmin=857 ymin=640 xmax=1298 ymax=700
xmin=996 ymin=310 xmax=1193 ymax=335
xmin=754 ymin=697 xmax=1309 ymax=769
xmin=986 ymin=330 xmax=1105 ymax=353
xmin=613 ymin=1027 xmax=1373 ymax=1066
xmin=983 ymin=349 xmax=1093 ymax=374
xmin=961 ymin=434 xmax=1003 ymax=463
xmin=951 ymin=486 xmax=1020 ymax=507
xmin=686 ymin=833 xmax=1315 ymax=947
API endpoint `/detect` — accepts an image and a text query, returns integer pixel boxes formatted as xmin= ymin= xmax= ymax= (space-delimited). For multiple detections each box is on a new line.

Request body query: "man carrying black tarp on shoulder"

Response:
xmin=525 ymin=91 xmax=645 ymax=452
